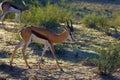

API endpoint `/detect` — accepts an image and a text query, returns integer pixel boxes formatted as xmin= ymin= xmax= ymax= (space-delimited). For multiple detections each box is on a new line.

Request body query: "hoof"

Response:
xmin=38 ymin=63 xmax=41 ymax=69
xmin=10 ymin=65 xmax=14 ymax=71
xmin=9 ymin=61 xmax=12 ymax=66
xmin=60 ymin=68 xmax=64 ymax=72
xmin=28 ymin=66 xmax=31 ymax=69
xmin=40 ymin=59 xmax=45 ymax=64
xmin=38 ymin=66 xmax=41 ymax=69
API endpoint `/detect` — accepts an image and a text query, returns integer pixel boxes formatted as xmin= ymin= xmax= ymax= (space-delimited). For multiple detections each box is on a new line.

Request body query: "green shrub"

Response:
xmin=22 ymin=4 xmax=73 ymax=29
xmin=82 ymin=13 xmax=110 ymax=33
xmin=97 ymin=44 xmax=120 ymax=75
xmin=111 ymin=13 xmax=120 ymax=29
xmin=113 ymin=13 xmax=120 ymax=26
xmin=97 ymin=15 xmax=109 ymax=32
xmin=81 ymin=13 xmax=98 ymax=27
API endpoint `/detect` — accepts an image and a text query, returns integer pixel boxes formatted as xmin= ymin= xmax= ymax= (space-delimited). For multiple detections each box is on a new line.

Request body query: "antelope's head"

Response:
xmin=65 ymin=19 xmax=74 ymax=41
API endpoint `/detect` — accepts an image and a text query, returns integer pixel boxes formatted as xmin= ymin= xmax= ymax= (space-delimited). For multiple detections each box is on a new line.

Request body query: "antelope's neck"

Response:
xmin=51 ymin=30 xmax=68 ymax=44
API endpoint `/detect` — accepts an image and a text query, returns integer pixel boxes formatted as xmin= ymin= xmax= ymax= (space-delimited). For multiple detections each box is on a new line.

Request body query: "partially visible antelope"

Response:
xmin=10 ymin=20 xmax=74 ymax=71
xmin=0 ymin=1 xmax=30 ymax=25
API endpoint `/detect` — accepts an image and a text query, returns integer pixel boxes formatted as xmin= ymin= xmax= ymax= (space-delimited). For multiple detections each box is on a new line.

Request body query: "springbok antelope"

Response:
xmin=10 ymin=20 xmax=74 ymax=71
xmin=0 ymin=1 xmax=30 ymax=25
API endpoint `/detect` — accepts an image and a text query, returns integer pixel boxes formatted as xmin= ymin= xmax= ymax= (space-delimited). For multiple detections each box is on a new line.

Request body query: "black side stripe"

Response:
xmin=31 ymin=30 xmax=51 ymax=42
xmin=11 ymin=4 xmax=22 ymax=11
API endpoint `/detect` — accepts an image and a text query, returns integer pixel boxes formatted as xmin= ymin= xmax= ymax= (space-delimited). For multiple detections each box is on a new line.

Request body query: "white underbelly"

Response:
xmin=9 ymin=7 xmax=21 ymax=13
xmin=31 ymin=34 xmax=47 ymax=44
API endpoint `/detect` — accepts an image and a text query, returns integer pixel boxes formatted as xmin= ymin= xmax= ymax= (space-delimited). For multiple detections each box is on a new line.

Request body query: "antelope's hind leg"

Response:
xmin=38 ymin=41 xmax=48 ymax=69
xmin=21 ymin=39 xmax=31 ymax=68
xmin=10 ymin=41 xmax=24 ymax=66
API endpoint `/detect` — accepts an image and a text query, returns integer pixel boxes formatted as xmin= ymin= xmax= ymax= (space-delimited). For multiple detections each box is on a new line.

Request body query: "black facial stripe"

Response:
xmin=67 ymin=25 xmax=74 ymax=32
xmin=69 ymin=32 xmax=74 ymax=40
xmin=70 ymin=32 xmax=72 ymax=36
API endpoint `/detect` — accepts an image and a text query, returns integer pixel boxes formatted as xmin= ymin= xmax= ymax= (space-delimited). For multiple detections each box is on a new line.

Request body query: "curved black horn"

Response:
xmin=66 ymin=19 xmax=70 ymax=27
xmin=69 ymin=19 xmax=74 ymax=32
xmin=66 ymin=19 xmax=74 ymax=32
xmin=69 ymin=19 xmax=73 ymax=27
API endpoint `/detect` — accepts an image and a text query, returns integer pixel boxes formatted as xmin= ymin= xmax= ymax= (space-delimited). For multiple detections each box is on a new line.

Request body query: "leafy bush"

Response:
xmin=22 ymin=4 xmax=73 ymax=29
xmin=97 ymin=15 xmax=109 ymax=32
xmin=112 ymin=13 xmax=120 ymax=26
xmin=97 ymin=44 xmax=120 ymax=75
xmin=110 ymin=13 xmax=120 ymax=33
xmin=81 ymin=13 xmax=98 ymax=27
xmin=82 ymin=13 xmax=109 ymax=32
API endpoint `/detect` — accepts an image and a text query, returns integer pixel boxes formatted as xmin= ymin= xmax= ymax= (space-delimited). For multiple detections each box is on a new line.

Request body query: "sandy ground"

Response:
xmin=0 ymin=22 xmax=120 ymax=80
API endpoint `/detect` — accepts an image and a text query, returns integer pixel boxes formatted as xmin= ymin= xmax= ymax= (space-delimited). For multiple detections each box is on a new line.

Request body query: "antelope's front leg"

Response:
xmin=0 ymin=11 xmax=8 ymax=25
xmin=49 ymin=43 xmax=63 ymax=71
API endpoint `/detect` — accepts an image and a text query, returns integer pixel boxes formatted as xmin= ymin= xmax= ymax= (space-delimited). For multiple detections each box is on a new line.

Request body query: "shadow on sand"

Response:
xmin=100 ymin=74 xmax=120 ymax=80
xmin=0 ymin=63 xmax=27 ymax=79
xmin=30 ymin=43 xmax=99 ymax=63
